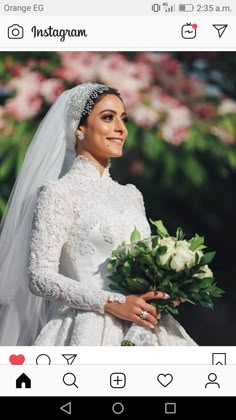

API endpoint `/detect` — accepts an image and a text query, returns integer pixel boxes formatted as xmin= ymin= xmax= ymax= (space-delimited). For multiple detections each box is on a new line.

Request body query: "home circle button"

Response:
xmin=112 ymin=402 xmax=125 ymax=415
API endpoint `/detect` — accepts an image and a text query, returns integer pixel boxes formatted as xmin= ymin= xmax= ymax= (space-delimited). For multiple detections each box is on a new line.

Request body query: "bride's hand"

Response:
xmin=104 ymin=291 xmax=170 ymax=329
xmin=171 ymin=298 xmax=186 ymax=307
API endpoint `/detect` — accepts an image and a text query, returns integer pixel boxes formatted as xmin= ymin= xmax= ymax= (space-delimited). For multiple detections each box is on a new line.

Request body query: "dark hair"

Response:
xmin=79 ymin=87 xmax=123 ymax=127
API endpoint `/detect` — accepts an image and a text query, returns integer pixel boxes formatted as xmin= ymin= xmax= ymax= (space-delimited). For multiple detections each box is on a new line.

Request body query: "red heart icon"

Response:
xmin=9 ymin=354 xmax=25 ymax=365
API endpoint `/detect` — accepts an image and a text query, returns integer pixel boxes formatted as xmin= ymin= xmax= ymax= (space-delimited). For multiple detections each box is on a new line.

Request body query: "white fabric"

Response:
xmin=0 ymin=88 xmax=71 ymax=346
xmin=0 ymin=83 xmax=113 ymax=346
xmin=28 ymin=156 xmax=196 ymax=346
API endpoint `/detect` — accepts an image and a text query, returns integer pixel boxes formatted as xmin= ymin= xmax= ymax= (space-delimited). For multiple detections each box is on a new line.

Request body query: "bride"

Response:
xmin=0 ymin=82 xmax=196 ymax=346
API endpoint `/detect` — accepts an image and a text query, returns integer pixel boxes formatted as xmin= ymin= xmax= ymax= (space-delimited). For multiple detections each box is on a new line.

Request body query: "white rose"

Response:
xmin=194 ymin=265 xmax=213 ymax=279
xmin=176 ymin=240 xmax=190 ymax=250
xmin=158 ymin=237 xmax=176 ymax=265
xmin=159 ymin=237 xmax=176 ymax=250
xmin=170 ymin=242 xmax=195 ymax=272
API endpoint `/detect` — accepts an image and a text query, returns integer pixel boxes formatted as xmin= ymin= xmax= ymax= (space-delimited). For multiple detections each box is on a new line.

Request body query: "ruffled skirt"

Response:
xmin=33 ymin=309 xmax=197 ymax=346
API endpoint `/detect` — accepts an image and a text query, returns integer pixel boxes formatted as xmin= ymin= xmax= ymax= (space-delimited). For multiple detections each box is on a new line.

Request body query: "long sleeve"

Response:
xmin=28 ymin=183 xmax=125 ymax=314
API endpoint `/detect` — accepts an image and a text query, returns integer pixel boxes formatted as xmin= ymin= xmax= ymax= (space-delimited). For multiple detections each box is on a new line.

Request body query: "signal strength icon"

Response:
xmin=151 ymin=2 xmax=175 ymax=12
xmin=163 ymin=2 xmax=175 ymax=12
xmin=213 ymin=24 xmax=228 ymax=38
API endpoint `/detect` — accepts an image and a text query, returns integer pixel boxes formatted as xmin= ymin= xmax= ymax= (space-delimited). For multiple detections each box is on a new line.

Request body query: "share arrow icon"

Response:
xmin=213 ymin=24 xmax=228 ymax=38
xmin=62 ymin=354 xmax=77 ymax=365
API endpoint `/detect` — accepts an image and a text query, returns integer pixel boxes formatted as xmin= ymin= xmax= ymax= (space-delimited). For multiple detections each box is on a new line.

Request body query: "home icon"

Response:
xmin=16 ymin=373 xmax=31 ymax=388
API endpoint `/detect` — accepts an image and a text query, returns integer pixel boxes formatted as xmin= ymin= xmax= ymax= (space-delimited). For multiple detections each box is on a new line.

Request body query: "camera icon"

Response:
xmin=8 ymin=24 xmax=24 ymax=39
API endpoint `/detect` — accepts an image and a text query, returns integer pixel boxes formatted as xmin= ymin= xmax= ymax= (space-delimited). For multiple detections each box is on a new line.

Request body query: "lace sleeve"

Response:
xmin=127 ymin=184 xmax=146 ymax=215
xmin=28 ymin=183 xmax=125 ymax=314
xmin=127 ymin=184 xmax=151 ymax=237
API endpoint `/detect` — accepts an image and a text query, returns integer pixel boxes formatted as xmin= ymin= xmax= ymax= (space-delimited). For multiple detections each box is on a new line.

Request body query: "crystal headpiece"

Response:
xmin=69 ymin=83 xmax=111 ymax=123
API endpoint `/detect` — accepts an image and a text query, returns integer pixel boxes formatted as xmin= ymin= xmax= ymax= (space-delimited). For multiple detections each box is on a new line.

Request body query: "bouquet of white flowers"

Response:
xmin=107 ymin=220 xmax=224 ymax=345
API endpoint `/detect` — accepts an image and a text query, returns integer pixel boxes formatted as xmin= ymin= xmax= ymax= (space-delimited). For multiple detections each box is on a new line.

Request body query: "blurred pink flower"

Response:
xmin=150 ymin=87 xmax=178 ymax=113
xmin=161 ymin=125 xmax=190 ymax=145
xmin=166 ymin=106 xmax=192 ymax=127
xmin=136 ymin=52 xmax=163 ymax=66
xmin=97 ymin=54 xmax=152 ymax=93
xmin=161 ymin=106 xmax=192 ymax=145
xmin=27 ymin=59 xmax=38 ymax=68
xmin=130 ymin=103 xmax=158 ymax=128
xmin=194 ymin=102 xmax=216 ymax=121
xmin=4 ymin=70 xmax=44 ymax=120
xmin=4 ymin=58 xmax=24 ymax=77
xmin=211 ymin=127 xmax=234 ymax=144
xmin=0 ymin=106 xmax=5 ymax=132
xmin=180 ymin=78 xmax=206 ymax=100
xmin=5 ymin=94 xmax=42 ymax=120
xmin=158 ymin=53 xmax=181 ymax=74
xmin=118 ymin=87 xmax=140 ymax=108
xmin=129 ymin=159 xmax=144 ymax=175
xmin=55 ymin=52 xmax=98 ymax=82
xmin=7 ymin=70 xmax=44 ymax=97
xmin=218 ymin=98 xmax=236 ymax=115
xmin=41 ymin=79 xmax=64 ymax=103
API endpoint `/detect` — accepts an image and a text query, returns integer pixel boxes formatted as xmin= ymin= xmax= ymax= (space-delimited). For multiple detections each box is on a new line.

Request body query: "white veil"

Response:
xmin=0 ymin=82 xmax=111 ymax=345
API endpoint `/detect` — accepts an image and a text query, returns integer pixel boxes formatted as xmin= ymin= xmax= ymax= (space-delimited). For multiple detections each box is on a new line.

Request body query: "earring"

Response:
xmin=76 ymin=132 xmax=84 ymax=141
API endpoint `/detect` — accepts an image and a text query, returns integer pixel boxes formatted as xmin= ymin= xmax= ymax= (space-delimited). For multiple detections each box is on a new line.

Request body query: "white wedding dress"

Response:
xmin=28 ymin=156 xmax=196 ymax=346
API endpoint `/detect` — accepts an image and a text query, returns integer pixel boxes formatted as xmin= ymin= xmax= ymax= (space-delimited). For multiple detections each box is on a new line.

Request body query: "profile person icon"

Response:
xmin=205 ymin=373 xmax=220 ymax=388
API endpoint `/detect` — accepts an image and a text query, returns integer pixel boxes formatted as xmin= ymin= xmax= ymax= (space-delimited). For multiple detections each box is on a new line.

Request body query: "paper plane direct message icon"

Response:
xmin=213 ymin=24 xmax=228 ymax=38
xmin=62 ymin=354 xmax=77 ymax=365
xmin=212 ymin=353 xmax=226 ymax=365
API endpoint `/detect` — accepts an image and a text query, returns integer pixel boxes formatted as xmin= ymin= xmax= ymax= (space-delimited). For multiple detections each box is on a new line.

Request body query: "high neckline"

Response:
xmin=71 ymin=155 xmax=111 ymax=180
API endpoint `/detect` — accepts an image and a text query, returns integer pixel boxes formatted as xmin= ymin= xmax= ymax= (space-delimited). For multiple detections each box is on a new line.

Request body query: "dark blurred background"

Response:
xmin=0 ymin=51 xmax=236 ymax=345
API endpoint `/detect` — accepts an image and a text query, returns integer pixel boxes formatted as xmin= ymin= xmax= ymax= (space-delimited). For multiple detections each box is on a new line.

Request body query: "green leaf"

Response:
xmin=209 ymin=287 xmax=225 ymax=297
xmin=151 ymin=236 xmax=159 ymax=248
xmin=121 ymin=340 xmax=136 ymax=346
xmin=112 ymin=245 xmax=127 ymax=257
xmin=189 ymin=234 xmax=205 ymax=252
xmin=176 ymin=227 xmax=185 ymax=241
xmin=130 ymin=227 xmax=141 ymax=242
xmin=156 ymin=245 xmax=167 ymax=256
xmin=166 ymin=306 xmax=179 ymax=315
xmin=109 ymin=284 xmax=124 ymax=292
xmin=150 ymin=219 xmax=169 ymax=237
xmin=0 ymin=196 xmax=6 ymax=214
xmin=197 ymin=277 xmax=214 ymax=289
xmin=0 ymin=154 xmax=15 ymax=179
xmin=107 ymin=259 xmax=116 ymax=271
xmin=199 ymin=252 xmax=216 ymax=266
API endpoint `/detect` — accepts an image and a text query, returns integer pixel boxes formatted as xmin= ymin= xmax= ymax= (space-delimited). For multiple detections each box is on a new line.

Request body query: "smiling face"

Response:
xmin=76 ymin=94 xmax=128 ymax=161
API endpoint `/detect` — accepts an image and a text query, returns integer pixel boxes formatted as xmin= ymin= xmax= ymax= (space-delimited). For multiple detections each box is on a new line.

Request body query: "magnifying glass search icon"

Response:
xmin=63 ymin=373 xmax=78 ymax=388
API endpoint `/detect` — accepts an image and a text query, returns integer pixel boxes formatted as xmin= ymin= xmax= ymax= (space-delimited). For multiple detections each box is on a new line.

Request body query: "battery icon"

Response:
xmin=179 ymin=4 xmax=194 ymax=12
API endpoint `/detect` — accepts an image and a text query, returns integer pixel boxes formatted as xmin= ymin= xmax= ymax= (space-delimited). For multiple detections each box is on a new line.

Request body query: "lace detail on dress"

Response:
xmin=63 ymin=157 xmax=151 ymax=260
xmin=28 ymin=181 xmax=125 ymax=315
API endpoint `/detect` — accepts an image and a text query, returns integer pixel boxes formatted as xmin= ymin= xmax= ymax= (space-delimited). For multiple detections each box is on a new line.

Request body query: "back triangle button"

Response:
xmin=60 ymin=402 xmax=72 ymax=415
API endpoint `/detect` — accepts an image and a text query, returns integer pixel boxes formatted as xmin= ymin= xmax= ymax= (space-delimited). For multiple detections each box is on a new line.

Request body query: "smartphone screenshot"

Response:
xmin=0 ymin=0 xmax=235 ymax=415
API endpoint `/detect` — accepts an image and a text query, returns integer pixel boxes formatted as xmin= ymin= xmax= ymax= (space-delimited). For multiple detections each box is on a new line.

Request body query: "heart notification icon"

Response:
xmin=157 ymin=373 xmax=173 ymax=387
xmin=9 ymin=354 xmax=25 ymax=365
